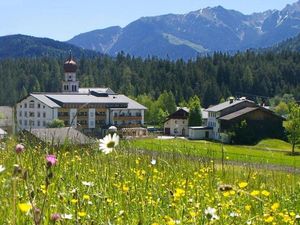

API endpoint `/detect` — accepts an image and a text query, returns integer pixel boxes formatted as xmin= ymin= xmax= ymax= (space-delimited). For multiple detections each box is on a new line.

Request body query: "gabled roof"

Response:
xmin=29 ymin=127 xmax=92 ymax=145
xmin=30 ymin=94 xmax=61 ymax=108
xmin=79 ymin=88 xmax=115 ymax=95
xmin=218 ymin=107 xmax=285 ymax=121
xmin=207 ymin=99 xmax=255 ymax=112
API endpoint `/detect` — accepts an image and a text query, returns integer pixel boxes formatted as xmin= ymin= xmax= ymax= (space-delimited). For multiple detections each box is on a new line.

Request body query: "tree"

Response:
xmin=188 ymin=95 xmax=202 ymax=126
xmin=47 ymin=119 xmax=65 ymax=128
xmin=275 ymin=101 xmax=289 ymax=117
xmin=284 ymin=104 xmax=300 ymax=155
xmin=157 ymin=91 xmax=177 ymax=114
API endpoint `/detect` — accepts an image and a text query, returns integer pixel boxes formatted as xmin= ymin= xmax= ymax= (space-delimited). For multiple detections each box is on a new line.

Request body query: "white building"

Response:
xmin=16 ymin=54 xmax=146 ymax=136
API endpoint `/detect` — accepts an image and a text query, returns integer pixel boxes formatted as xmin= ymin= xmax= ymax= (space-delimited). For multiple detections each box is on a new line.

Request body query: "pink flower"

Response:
xmin=15 ymin=144 xmax=25 ymax=153
xmin=50 ymin=213 xmax=61 ymax=222
xmin=46 ymin=155 xmax=57 ymax=166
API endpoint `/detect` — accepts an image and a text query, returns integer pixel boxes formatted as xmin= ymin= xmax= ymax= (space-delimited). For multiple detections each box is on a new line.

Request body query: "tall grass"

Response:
xmin=0 ymin=137 xmax=299 ymax=224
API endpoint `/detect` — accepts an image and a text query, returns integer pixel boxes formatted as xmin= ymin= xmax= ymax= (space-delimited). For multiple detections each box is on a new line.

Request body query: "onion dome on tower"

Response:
xmin=63 ymin=51 xmax=77 ymax=73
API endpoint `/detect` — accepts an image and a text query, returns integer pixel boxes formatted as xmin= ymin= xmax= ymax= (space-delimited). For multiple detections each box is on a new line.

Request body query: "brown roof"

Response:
xmin=218 ymin=107 xmax=284 ymax=121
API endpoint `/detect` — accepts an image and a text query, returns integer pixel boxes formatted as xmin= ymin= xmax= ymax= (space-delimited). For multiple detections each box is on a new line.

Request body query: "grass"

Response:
xmin=126 ymin=138 xmax=300 ymax=168
xmin=0 ymin=137 xmax=300 ymax=224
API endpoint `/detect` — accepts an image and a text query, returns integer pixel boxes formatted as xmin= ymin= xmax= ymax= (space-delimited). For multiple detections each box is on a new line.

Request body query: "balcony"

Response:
xmin=113 ymin=115 xmax=142 ymax=120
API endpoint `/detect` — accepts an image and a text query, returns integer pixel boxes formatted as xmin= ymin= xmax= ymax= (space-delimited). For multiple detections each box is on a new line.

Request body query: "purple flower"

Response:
xmin=46 ymin=155 xmax=57 ymax=166
xmin=50 ymin=213 xmax=61 ymax=222
xmin=15 ymin=144 xmax=25 ymax=153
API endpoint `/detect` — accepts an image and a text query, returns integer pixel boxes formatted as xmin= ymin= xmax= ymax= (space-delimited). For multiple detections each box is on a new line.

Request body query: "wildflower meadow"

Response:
xmin=0 ymin=135 xmax=300 ymax=224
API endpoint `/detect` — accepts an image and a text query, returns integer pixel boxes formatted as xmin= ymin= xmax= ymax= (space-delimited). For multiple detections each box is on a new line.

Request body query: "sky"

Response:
xmin=0 ymin=0 xmax=297 ymax=41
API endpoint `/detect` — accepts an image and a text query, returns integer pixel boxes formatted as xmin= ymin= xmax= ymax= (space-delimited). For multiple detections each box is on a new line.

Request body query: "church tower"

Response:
xmin=62 ymin=52 xmax=79 ymax=93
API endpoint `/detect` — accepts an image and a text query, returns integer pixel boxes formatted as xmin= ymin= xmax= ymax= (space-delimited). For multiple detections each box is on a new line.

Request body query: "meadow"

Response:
xmin=127 ymin=138 xmax=300 ymax=168
xmin=0 ymin=137 xmax=300 ymax=224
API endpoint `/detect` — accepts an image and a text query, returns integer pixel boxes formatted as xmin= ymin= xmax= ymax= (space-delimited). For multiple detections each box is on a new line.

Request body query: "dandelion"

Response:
xmin=250 ymin=190 xmax=260 ymax=196
xmin=50 ymin=213 xmax=61 ymax=222
xmin=238 ymin=182 xmax=248 ymax=189
xmin=0 ymin=165 xmax=5 ymax=173
xmin=261 ymin=190 xmax=270 ymax=197
xmin=271 ymin=202 xmax=280 ymax=211
xmin=15 ymin=144 xmax=25 ymax=153
xmin=264 ymin=216 xmax=274 ymax=223
xmin=83 ymin=194 xmax=90 ymax=200
xmin=99 ymin=133 xmax=119 ymax=154
xmin=18 ymin=203 xmax=32 ymax=213
xmin=82 ymin=181 xmax=94 ymax=187
xmin=78 ymin=211 xmax=86 ymax=217
xmin=61 ymin=214 xmax=72 ymax=220
xmin=46 ymin=155 xmax=57 ymax=166
xmin=204 ymin=207 xmax=219 ymax=220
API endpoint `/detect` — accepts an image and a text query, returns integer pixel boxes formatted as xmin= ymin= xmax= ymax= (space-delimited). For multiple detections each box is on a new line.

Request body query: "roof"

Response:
xmin=0 ymin=106 xmax=13 ymax=126
xmin=29 ymin=127 xmax=93 ymax=145
xmin=31 ymin=94 xmax=61 ymax=108
xmin=218 ymin=107 xmax=258 ymax=120
xmin=207 ymin=99 xmax=255 ymax=112
xmin=176 ymin=107 xmax=189 ymax=112
xmin=189 ymin=126 xmax=213 ymax=130
xmin=110 ymin=95 xmax=147 ymax=110
xmin=218 ymin=107 xmax=284 ymax=121
xmin=79 ymin=88 xmax=115 ymax=95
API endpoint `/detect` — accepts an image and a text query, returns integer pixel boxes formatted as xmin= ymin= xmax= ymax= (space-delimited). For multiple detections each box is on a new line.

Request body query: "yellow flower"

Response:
xmin=83 ymin=195 xmax=90 ymax=200
xmin=78 ymin=211 xmax=86 ymax=217
xmin=271 ymin=202 xmax=280 ymax=211
xmin=250 ymin=190 xmax=260 ymax=196
xmin=238 ymin=182 xmax=248 ymax=189
xmin=122 ymin=184 xmax=129 ymax=192
xmin=151 ymin=223 xmax=159 ymax=225
xmin=106 ymin=198 xmax=113 ymax=203
xmin=261 ymin=190 xmax=270 ymax=197
xmin=174 ymin=188 xmax=185 ymax=200
xmin=18 ymin=203 xmax=32 ymax=213
xmin=245 ymin=205 xmax=251 ymax=211
xmin=223 ymin=192 xmax=230 ymax=197
xmin=265 ymin=216 xmax=274 ymax=223
xmin=71 ymin=199 xmax=78 ymax=204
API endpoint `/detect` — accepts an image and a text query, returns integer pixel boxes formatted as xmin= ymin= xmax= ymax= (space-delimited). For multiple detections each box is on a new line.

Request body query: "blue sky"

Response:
xmin=0 ymin=0 xmax=297 ymax=41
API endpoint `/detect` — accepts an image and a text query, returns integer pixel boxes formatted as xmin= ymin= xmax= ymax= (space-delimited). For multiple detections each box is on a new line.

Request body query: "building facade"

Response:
xmin=16 ymin=55 xmax=146 ymax=136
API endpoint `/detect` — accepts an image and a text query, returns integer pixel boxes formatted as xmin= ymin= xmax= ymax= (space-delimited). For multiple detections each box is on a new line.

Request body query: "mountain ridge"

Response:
xmin=68 ymin=1 xmax=300 ymax=59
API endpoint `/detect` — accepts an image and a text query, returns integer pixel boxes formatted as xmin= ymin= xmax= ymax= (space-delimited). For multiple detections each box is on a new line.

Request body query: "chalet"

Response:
xmin=206 ymin=98 xmax=285 ymax=142
xmin=163 ymin=107 xmax=208 ymax=136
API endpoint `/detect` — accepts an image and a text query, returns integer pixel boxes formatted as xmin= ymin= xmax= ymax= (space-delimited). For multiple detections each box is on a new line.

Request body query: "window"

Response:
xmin=64 ymin=85 xmax=69 ymax=91
xmin=20 ymin=105 xmax=22 ymax=108
xmin=29 ymin=101 xmax=34 ymax=108
xmin=37 ymin=112 xmax=40 ymax=118
xmin=37 ymin=121 xmax=40 ymax=126
xmin=24 ymin=112 xmax=27 ymax=117
xmin=43 ymin=112 xmax=46 ymax=118
xmin=114 ymin=112 xmax=118 ymax=117
xmin=29 ymin=112 xmax=35 ymax=117
xmin=19 ymin=120 xmax=22 ymax=125
xmin=43 ymin=105 xmax=45 ymax=109
xmin=19 ymin=111 xmax=22 ymax=117
xmin=24 ymin=120 xmax=27 ymax=126
xmin=37 ymin=104 xmax=41 ymax=108
xmin=29 ymin=120 xmax=34 ymax=126
xmin=24 ymin=103 xmax=27 ymax=108
xmin=43 ymin=121 xmax=46 ymax=126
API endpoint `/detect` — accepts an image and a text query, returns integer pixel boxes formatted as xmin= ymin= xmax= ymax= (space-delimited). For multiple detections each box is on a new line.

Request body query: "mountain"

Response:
xmin=272 ymin=33 xmax=300 ymax=52
xmin=0 ymin=34 xmax=98 ymax=59
xmin=68 ymin=1 xmax=300 ymax=59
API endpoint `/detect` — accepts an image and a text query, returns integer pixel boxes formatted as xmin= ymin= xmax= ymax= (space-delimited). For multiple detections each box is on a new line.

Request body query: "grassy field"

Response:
xmin=126 ymin=138 xmax=300 ymax=168
xmin=0 ymin=137 xmax=300 ymax=224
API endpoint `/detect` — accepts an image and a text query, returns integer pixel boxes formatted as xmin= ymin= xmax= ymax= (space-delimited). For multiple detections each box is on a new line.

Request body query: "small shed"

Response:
xmin=28 ymin=127 xmax=93 ymax=145
xmin=188 ymin=126 xmax=213 ymax=140
xmin=0 ymin=128 xmax=7 ymax=140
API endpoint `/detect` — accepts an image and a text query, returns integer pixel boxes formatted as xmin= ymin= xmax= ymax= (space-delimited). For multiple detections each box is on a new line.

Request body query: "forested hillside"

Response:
xmin=0 ymin=51 xmax=299 ymax=107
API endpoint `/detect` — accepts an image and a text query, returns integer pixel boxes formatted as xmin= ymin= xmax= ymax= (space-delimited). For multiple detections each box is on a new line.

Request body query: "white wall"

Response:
xmin=207 ymin=111 xmax=221 ymax=140
xmin=164 ymin=119 xmax=188 ymax=136
xmin=188 ymin=128 xmax=212 ymax=140
xmin=16 ymin=96 xmax=57 ymax=130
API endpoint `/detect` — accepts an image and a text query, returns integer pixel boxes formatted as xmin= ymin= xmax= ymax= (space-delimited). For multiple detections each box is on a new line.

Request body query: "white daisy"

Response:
xmin=205 ymin=207 xmax=219 ymax=220
xmin=229 ymin=212 xmax=240 ymax=217
xmin=82 ymin=181 xmax=94 ymax=187
xmin=99 ymin=133 xmax=119 ymax=154
xmin=151 ymin=159 xmax=157 ymax=165
xmin=0 ymin=165 xmax=5 ymax=173
xmin=61 ymin=213 xmax=72 ymax=220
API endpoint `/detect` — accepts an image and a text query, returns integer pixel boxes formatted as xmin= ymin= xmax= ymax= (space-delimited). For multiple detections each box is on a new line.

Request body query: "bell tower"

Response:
xmin=62 ymin=51 xmax=79 ymax=93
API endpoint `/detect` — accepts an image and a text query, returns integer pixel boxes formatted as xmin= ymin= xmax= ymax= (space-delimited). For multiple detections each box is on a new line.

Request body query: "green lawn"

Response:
xmin=126 ymin=138 xmax=300 ymax=168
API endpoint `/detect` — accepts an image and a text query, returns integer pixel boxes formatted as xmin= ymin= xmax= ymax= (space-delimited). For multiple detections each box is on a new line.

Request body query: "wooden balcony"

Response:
xmin=113 ymin=115 xmax=142 ymax=121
